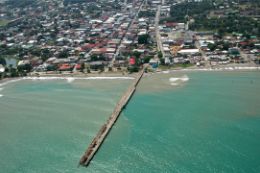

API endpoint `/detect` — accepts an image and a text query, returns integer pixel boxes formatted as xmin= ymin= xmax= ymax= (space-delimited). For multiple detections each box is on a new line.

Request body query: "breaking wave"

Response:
xmin=170 ymin=83 xmax=179 ymax=86
xmin=0 ymin=94 xmax=3 ymax=98
xmin=0 ymin=76 xmax=134 ymax=87
xmin=164 ymin=66 xmax=260 ymax=72
xmin=169 ymin=75 xmax=189 ymax=82
xmin=0 ymin=78 xmax=23 ymax=87
xmin=23 ymin=76 xmax=135 ymax=81
xmin=169 ymin=75 xmax=189 ymax=86
xmin=67 ymin=77 xmax=75 ymax=83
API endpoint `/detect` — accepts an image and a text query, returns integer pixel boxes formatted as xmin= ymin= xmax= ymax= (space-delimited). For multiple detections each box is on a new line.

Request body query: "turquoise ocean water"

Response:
xmin=0 ymin=72 xmax=260 ymax=173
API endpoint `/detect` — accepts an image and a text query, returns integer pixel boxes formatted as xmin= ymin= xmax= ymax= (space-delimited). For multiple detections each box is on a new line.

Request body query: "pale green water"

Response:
xmin=0 ymin=78 xmax=131 ymax=173
xmin=0 ymin=72 xmax=260 ymax=173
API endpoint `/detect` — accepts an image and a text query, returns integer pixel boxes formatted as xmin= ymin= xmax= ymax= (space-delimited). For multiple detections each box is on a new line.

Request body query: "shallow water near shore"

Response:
xmin=0 ymin=78 xmax=131 ymax=173
xmin=0 ymin=72 xmax=260 ymax=173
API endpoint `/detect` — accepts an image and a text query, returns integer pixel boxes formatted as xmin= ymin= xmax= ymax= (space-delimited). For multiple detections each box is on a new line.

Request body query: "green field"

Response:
xmin=0 ymin=20 xmax=9 ymax=26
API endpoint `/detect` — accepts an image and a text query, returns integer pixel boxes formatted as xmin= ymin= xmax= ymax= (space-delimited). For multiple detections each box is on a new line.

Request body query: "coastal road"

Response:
xmin=239 ymin=49 xmax=256 ymax=65
xmin=155 ymin=5 xmax=163 ymax=56
xmin=195 ymin=41 xmax=211 ymax=67
xmin=155 ymin=0 xmax=165 ymax=58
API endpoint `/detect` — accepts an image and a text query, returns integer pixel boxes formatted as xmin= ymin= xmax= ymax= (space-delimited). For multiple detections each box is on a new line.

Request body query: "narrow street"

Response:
xmin=155 ymin=5 xmax=164 ymax=58
xmin=155 ymin=0 xmax=166 ymax=58
xmin=111 ymin=0 xmax=146 ymax=66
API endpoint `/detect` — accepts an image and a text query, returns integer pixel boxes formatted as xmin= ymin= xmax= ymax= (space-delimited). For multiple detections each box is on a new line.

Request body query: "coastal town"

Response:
xmin=1 ymin=1 xmax=260 ymax=172
xmin=0 ymin=0 xmax=259 ymax=79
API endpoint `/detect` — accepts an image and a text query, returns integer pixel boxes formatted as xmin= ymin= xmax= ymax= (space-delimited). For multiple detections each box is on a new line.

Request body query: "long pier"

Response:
xmin=79 ymin=69 xmax=145 ymax=166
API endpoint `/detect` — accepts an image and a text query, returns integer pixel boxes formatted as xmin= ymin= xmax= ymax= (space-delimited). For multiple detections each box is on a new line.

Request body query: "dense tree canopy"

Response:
xmin=5 ymin=0 xmax=36 ymax=8
xmin=190 ymin=15 xmax=260 ymax=37
xmin=0 ymin=57 xmax=6 ymax=66
xmin=170 ymin=0 xmax=214 ymax=22
xmin=139 ymin=11 xmax=156 ymax=18
xmin=138 ymin=34 xmax=150 ymax=44
xmin=169 ymin=0 xmax=260 ymax=37
xmin=90 ymin=54 xmax=106 ymax=61
xmin=17 ymin=64 xmax=32 ymax=73
xmin=57 ymin=50 xmax=69 ymax=59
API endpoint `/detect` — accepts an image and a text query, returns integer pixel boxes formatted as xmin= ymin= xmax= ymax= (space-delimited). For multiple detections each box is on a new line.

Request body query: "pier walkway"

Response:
xmin=79 ymin=69 xmax=145 ymax=166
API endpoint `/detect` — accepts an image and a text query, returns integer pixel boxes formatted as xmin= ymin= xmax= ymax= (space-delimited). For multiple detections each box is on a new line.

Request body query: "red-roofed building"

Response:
xmin=81 ymin=43 xmax=97 ymax=51
xmin=92 ymin=48 xmax=116 ymax=54
xmin=129 ymin=57 xmax=136 ymax=65
xmin=75 ymin=64 xmax=82 ymax=70
xmin=59 ymin=63 xmax=73 ymax=71
xmin=239 ymin=41 xmax=248 ymax=46
xmin=165 ymin=22 xmax=178 ymax=28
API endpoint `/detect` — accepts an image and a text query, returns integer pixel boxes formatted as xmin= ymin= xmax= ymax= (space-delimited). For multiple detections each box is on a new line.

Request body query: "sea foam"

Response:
xmin=23 ymin=76 xmax=135 ymax=81
xmin=169 ymin=75 xmax=189 ymax=82
xmin=0 ymin=76 xmax=134 ymax=87
xmin=67 ymin=77 xmax=75 ymax=83
xmin=0 ymin=78 xmax=23 ymax=87
xmin=169 ymin=75 xmax=189 ymax=86
xmin=162 ymin=66 xmax=260 ymax=73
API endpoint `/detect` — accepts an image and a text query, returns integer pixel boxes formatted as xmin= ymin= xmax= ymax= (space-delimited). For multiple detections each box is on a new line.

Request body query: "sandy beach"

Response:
xmin=1 ymin=65 xmax=260 ymax=86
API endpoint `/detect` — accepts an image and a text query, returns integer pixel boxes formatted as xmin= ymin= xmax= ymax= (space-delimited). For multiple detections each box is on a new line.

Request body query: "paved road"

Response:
xmin=155 ymin=0 xmax=166 ymax=58
xmin=195 ymin=41 xmax=211 ymax=67
xmin=239 ymin=49 xmax=256 ymax=65
xmin=155 ymin=5 xmax=164 ymax=58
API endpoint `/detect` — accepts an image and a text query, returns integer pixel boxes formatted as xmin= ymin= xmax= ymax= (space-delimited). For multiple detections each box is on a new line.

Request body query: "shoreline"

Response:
xmin=156 ymin=66 xmax=260 ymax=73
xmin=1 ymin=66 xmax=260 ymax=86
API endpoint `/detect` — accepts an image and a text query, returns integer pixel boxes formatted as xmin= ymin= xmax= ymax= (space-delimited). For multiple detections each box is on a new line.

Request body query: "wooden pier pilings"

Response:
xmin=79 ymin=69 xmax=145 ymax=166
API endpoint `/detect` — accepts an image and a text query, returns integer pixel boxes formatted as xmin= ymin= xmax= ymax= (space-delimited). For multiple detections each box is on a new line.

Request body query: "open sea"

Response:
xmin=0 ymin=72 xmax=260 ymax=173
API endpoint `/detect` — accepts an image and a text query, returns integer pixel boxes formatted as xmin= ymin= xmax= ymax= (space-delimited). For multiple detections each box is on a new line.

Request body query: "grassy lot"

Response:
xmin=0 ymin=20 xmax=10 ymax=27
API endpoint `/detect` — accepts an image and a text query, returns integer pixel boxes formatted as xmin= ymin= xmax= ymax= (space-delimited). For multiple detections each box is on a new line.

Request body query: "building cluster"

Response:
xmin=156 ymin=0 xmax=260 ymax=67
xmin=0 ymin=0 xmax=160 ymax=75
xmin=0 ymin=0 xmax=259 ymax=77
xmin=159 ymin=23 xmax=260 ymax=67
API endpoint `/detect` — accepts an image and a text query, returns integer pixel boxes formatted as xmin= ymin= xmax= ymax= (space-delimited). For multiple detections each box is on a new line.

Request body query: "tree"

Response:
xmin=17 ymin=64 xmax=32 ymax=73
xmin=5 ymin=47 xmax=20 ymax=55
xmin=158 ymin=51 xmax=163 ymax=59
xmin=143 ymin=56 xmax=152 ymax=63
xmin=218 ymin=28 xmax=225 ymax=38
xmin=139 ymin=11 xmax=155 ymax=18
xmin=46 ymin=64 xmax=57 ymax=71
xmin=133 ymin=51 xmax=141 ymax=59
xmin=222 ymin=42 xmax=230 ymax=51
xmin=10 ymin=67 xmax=18 ymax=77
xmin=90 ymin=54 xmax=98 ymax=61
xmin=86 ymin=66 xmax=91 ymax=73
xmin=138 ymin=34 xmax=149 ymax=44
xmin=208 ymin=43 xmax=217 ymax=51
xmin=31 ymin=48 xmax=41 ymax=57
xmin=41 ymin=49 xmax=51 ymax=62
xmin=159 ymin=57 xmax=165 ymax=65
xmin=127 ymin=65 xmax=139 ymax=73
xmin=90 ymin=54 xmax=105 ymax=61
xmin=58 ymin=50 xmax=69 ymax=59
xmin=0 ymin=57 xmax=6 ymax=66
xmin=80 ymin=63 xmax=85 ymax=72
